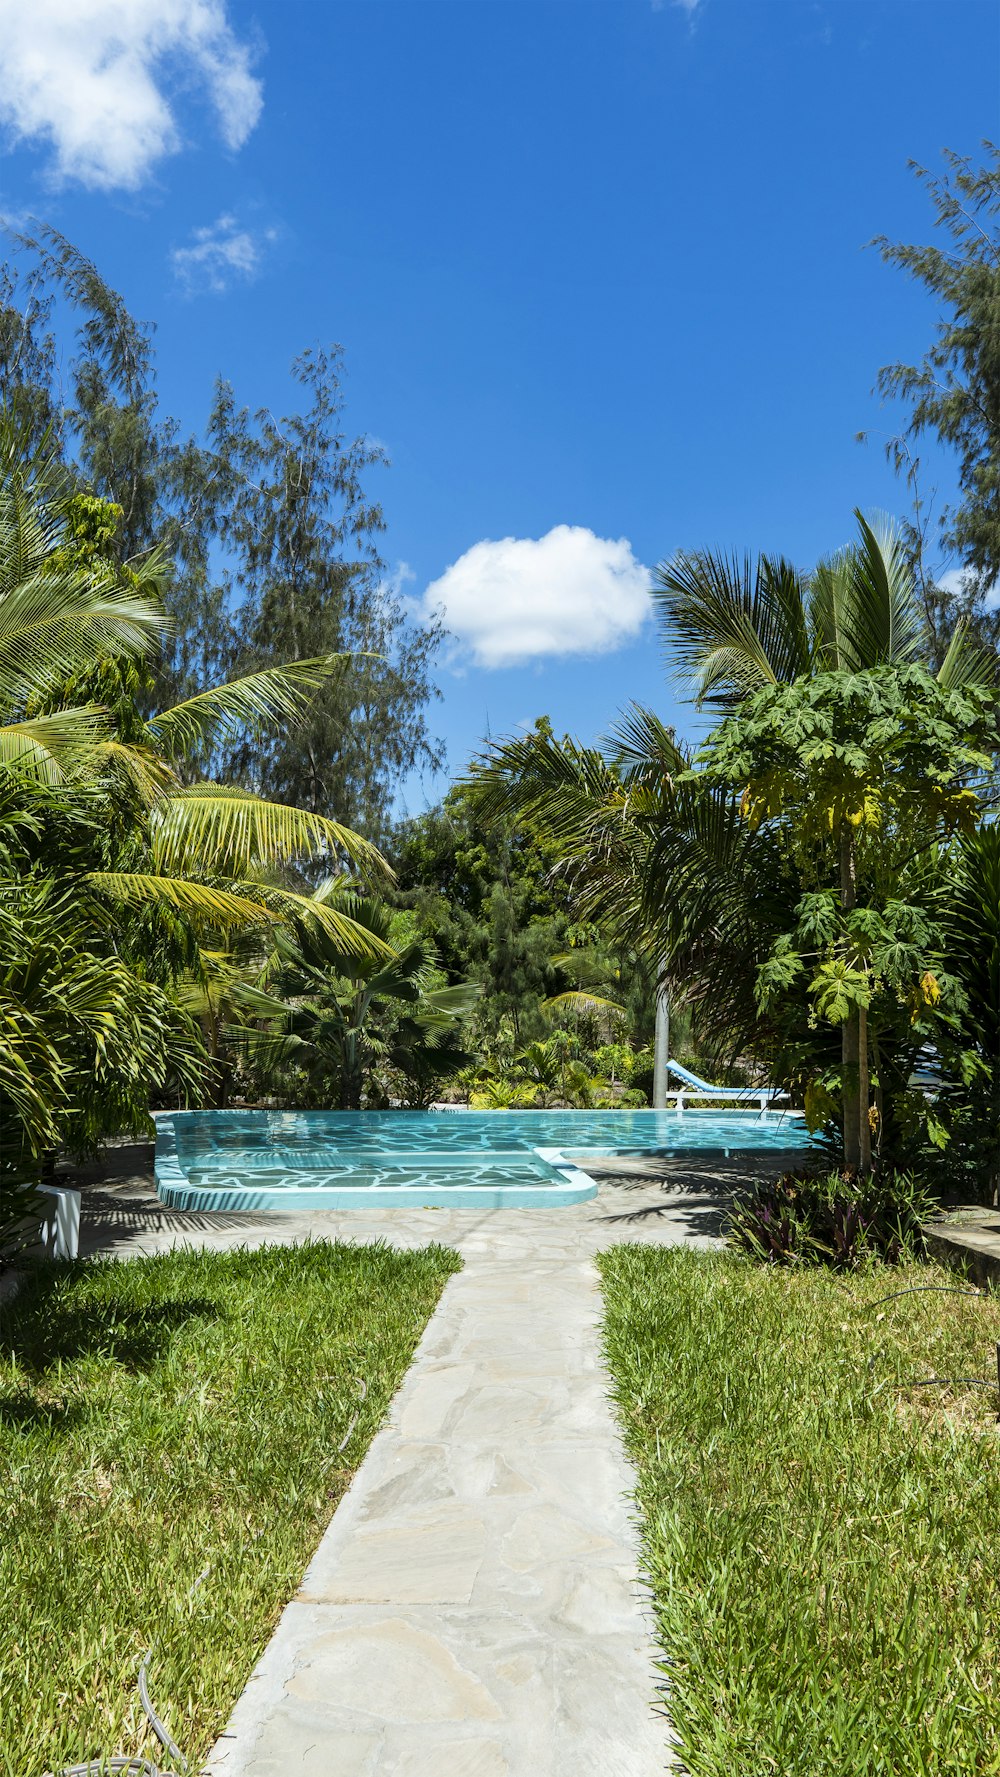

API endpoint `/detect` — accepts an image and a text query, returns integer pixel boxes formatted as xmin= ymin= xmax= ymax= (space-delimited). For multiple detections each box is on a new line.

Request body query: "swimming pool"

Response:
xmin=154 ymin=1107 xmax=813 ymax=1211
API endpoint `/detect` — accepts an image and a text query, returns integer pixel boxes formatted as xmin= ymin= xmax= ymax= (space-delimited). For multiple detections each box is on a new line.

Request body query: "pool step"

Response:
xmin=184 ymin=1158 xmax=564 ymax=1192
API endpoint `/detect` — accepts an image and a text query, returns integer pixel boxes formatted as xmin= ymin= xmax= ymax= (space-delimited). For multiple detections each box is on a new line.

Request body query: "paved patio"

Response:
xmin=70 ymin=1142 xmax=794 ymax=1776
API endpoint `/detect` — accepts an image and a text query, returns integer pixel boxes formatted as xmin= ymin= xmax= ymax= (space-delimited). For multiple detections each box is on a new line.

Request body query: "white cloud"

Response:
xmin=421 ymin=525 xmax=651 ymax=670
xmin=0 ymin=0 xmax=263 ymax=191
xmin=938 ymin=565 xmax=1000 ymax=609
xmin=171 ymin=212 xmax=276 ymax=293
xmin=937 ymin=568 xmax=968 ymax=597
xmin=380 ymin=561 xmax=416 ymax=601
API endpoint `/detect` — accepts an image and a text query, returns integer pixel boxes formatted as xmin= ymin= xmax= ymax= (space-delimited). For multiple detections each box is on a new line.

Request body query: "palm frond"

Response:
xmin=251 ymin=884 xmax=395 ymax=960
xmin=807 ymin=557 xmax=851 ymax=671
xmin=89 ymin=872 xmax=280 ymax=928
xmin=471 ymin=729 xmax=624 ymax=851
xmin=420 ymin=981 xmax=482 ymax=1020
xmin=0 ymin=567 xmax=164 ymax=710
xmin=845 ymin=511 xmax=925 ymax=670
xmin=937 ymin=616 xmax=999 ymax=690
xmin=147 ymin=655 xmax=354 ymax=758
xmin=542 ymin=990 xmax=627 ymax=1020
xmin=651 ymin=550 xmax=810 ymax=706
xmin=150 ymin=785 xmax=391 ymax=879
xmin=0 ymin=706 xmax=112 ymax=783
xmin=607 ymin=704 xmax=686 ymax=778
xmin=87 ymin=740 xmax=177 ymax=805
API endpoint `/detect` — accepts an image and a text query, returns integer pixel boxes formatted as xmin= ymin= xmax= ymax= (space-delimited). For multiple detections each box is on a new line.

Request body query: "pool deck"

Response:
xmin=69 ymin=1142 xmax=795 ymax=1776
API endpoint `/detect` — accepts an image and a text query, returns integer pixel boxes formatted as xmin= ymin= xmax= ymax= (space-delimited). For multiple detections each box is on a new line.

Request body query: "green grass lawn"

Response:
xmin=0 ymin=1239 xmax=460 ymax=1777
xmin=599 ymin=1246 xmax=1000 ymax=1777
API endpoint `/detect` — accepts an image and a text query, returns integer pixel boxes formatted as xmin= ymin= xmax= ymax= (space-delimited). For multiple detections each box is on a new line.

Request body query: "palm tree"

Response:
xmin=474 ymin=515 xmax=996 ymax=1165
xmin=0 ymin=419 xmax=392 ymax=1179
xmin=935 ymin=827 xmax=1000 ymax=1201
xmin=473 ymin=709 xmax=795 ymax=1071
xmin=655 ymin=511 xmax=997 ymax=1167
xmin=237 ymin=886 xmax=479 ymax=1109
xmin=652 ymin=509 xmax=990 ymax=706
xmin=0 ymin=421 xmax=389 ymax=948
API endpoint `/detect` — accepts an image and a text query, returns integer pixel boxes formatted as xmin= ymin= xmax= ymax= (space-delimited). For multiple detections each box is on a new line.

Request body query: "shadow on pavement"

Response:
xmin=583 ymin=1150 xmax=802 ymax=1241
xmin=66 ymin=1141 xmax=291 ymax=1257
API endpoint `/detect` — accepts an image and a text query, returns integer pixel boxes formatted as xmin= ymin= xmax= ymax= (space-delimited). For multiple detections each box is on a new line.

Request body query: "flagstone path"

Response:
xmin=74 ymin=1147 xmax=793 ymax=1776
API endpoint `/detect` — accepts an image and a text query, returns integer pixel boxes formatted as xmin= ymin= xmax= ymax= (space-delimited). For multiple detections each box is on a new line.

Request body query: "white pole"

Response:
xmin=653 ymin=965 xmax=670 ymax=1110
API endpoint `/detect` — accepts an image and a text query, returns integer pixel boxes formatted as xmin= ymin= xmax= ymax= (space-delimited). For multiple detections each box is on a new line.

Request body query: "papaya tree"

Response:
xmin=696 ymin=664 xmax=1000 ymax=1169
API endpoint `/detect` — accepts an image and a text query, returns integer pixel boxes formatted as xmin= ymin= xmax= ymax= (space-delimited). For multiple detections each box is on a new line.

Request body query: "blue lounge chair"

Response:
xmin=665 ymin=1059 xmax=787 ymax=1114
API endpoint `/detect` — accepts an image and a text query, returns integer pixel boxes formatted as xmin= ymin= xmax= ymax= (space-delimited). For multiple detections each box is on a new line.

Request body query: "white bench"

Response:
xmin=666 ymin=1089 xmax=786 ymax=1116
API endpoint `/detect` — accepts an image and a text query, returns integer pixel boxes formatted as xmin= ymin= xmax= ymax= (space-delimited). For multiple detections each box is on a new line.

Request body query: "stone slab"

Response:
xmin=205 ymin=1257 xmax=671 ymax=1775
xmin=65 ymin=1144 xmax=800 ymax=1775
xmin=924 ymin=1205 xmax=1000 ymax=1289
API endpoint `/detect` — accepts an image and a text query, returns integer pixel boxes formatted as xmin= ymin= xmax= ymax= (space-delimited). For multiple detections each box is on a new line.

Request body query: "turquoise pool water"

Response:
xmin=154 ymin=1107 xmax=813 ymax=1212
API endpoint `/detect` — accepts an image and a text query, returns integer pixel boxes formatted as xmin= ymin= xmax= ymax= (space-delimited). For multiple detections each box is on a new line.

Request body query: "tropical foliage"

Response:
xmin=390 ymin=764 xmax=660 ymax=1084
xmin=929 ymin=825 xmax=1000 ymax=1198
xmin=474 ymin=513 xmax=1000 ymax=1180
xmin=873 ymin=143 xmax=1000 ymax=641
xmin=0 ymin=421 xmax=396 ymax=1199
xmin=5 ymin=156 xmax=1000 ymax=1230
xmin=236 ymin=891 xmax=480 ymax=1110
xmin=0 ymin=224 xmax=443 ymax=840
xmin=727 ymin=1166 xmax=933 ymax=1268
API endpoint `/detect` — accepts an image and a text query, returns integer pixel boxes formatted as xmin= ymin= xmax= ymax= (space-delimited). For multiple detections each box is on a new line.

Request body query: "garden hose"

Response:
xmin=138 ymin=1651 xmax=187 ymax=1772
xmin=45 ymin=1646 xmax=188 ymax=1777
xmin=336 ymin=1375 xmax=368 ymax=1453
xmin=867 ymin=1283 xmax=983 ymax=1308
xmin=858 ymin=1284 xmax=1000 ymax=1409
xmin=43 ymin=1379 xmax=367 ymax=1777
xmin=49 ymin=1762 xmax=181 ymax=1777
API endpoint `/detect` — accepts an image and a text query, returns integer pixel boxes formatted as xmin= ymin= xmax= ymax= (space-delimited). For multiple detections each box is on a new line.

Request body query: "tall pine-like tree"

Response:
xmin=0 ymin=226 xmax=444 ymax=836
xmin=205 ymin=351 xmax=444 ymax=836
xmin=873 ymin=144 xmax=1000 ymax=645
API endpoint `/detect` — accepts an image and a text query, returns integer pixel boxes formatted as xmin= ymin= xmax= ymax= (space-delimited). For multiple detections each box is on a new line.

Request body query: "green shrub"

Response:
xmin=629 ymin=1047 xmax=655 ymax=1098
xmin=469 ymin=1081 xmax=516 ymax=1108
xmin=589 ymin=1085 xmax=648 ymax=1109
xmin=592 ymin=1043 xmax=635 ymax=1083
xmin=727 ymin=1167 xmax=934 ymax=1268
xmin=508 ymin=1081 xmax=542 ymax=1108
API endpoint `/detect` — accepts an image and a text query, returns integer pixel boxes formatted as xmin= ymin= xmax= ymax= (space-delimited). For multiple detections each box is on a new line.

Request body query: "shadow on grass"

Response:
xmin=0 ymin=1270 xmax=220 ymax=1373
xmin=0 ymin=1388 xmax=84 ymax=1432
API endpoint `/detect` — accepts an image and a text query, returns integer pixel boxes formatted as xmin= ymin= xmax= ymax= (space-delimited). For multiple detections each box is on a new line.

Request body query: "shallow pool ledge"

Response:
xmin=153 ymin=1117 xmax=599 ymax=1212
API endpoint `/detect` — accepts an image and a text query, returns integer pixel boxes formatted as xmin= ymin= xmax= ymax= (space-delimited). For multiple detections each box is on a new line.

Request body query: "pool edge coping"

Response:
xmin=153 ymin=1109 xmax=810 ymax=1215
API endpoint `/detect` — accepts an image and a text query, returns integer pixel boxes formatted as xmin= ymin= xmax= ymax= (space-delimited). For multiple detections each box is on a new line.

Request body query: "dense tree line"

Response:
xmin=0 ymin=224 xmax=443 ymax=841
xmin=1 ymin=141 xmax=999 ymax=1237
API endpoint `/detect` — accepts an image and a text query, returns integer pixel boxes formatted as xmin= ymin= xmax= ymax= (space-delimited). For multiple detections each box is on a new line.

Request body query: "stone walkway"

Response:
xmin=71 ymin=1144 xmax=794 ymax=1776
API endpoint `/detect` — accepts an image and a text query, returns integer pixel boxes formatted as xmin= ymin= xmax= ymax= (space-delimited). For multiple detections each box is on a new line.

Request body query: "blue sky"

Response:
xmin=0 ymin=0 xmax=997 ymax=810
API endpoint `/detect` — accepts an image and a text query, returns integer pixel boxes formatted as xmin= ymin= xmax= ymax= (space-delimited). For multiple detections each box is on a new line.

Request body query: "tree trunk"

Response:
xmin=871 ymin=1029 xmax=884 ymax=1164
xmin=839 ymin=831 xmax=862 ymax=1171
xmin=858 ymin=1004 xmax=872 ymax=1172
xmin=838 ymin=828 xmax=874 ymax=1174
xmin=339 ymin=1020 xmax=364 ymax=1110
xmin=842 ymin=1013 xmax=861 ymax=1170
xmin=214 ymin=1059 xmax=232 ymax=1110
xmin=653 ymin=964 xmax=670 ymax=1110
